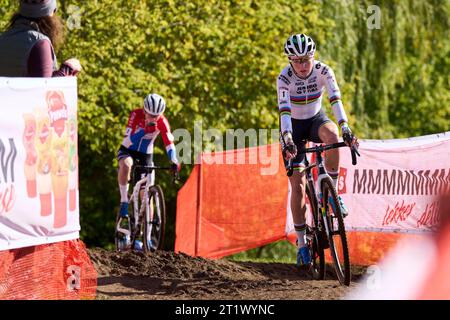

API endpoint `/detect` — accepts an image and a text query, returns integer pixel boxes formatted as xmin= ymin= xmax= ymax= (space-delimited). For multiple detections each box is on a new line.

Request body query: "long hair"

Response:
xmin=8 ymin=13 xmax=65 ymax=52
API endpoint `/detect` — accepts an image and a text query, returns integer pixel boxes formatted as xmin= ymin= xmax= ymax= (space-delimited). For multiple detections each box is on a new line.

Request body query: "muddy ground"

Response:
xmin=88 ymin=248 xmax=367 ymax=300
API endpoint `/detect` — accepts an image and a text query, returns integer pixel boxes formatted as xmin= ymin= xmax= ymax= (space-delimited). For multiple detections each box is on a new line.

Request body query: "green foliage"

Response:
xmin=227 ymin=240 xmax=296 ymax=263
xmin=1 ymin=0 xmax=448 ymax=250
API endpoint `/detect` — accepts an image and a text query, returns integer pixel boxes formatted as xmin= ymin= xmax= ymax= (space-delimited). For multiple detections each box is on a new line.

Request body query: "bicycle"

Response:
xmin=284 ymin=139 xmax=360 ymax=286
xmin=115 ymin=164 xmax=178 ymax=253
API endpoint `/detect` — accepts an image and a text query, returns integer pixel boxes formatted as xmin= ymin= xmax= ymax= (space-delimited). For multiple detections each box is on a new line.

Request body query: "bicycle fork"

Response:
xmin=116 ymin=216 xmax=131 ymax=239
xmin=134 ymin=178 xmax=150 ymax=238
xmin=316 ymin=161 xmax=332 ymax=243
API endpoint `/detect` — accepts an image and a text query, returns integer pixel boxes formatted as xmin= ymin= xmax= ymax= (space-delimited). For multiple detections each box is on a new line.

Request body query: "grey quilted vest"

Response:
xmin=0 ymin=17 xmax=57 ymax=77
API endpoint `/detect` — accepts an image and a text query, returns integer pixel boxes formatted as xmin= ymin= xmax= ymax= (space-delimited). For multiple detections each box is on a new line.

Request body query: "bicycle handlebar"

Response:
xmin=133 ymin=165 xmax=173 ymax=170
xmin=304 ymin=142 xmax=360 ymax=166
xmin=286 ymin=159 xmax=294 ymax=177
xmin=351 ymin=145 xmax=360 ymax=165
xmin=132 ymin=165 xmax=180 ymax=183
xmin=285 ymin=142 xmax=360 ymax=176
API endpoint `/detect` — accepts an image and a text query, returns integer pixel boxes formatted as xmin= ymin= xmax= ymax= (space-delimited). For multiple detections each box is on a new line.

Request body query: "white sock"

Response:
xmin=294 ymin=224 xmax=306 ymax=248
xmin=119 ymin=184 xmax=129 ymax=203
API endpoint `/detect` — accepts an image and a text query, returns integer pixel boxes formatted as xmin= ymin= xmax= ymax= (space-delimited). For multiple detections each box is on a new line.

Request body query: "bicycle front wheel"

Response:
xmin=322 ymin=178 xmax=351 ymax=286
xmin=306 ymin=181 xmax=325 ymax=280
xmin=143 ymin=185 xmax=166 ymax=252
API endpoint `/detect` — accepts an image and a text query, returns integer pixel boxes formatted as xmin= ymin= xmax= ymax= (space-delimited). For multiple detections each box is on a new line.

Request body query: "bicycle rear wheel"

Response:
xmin=306 ymin=181 xmax=325 ymax=280
xmin=322 ymin=177 xmax=351 ymax=286
xmin=143 ymin=185 xmax=166 ymax=252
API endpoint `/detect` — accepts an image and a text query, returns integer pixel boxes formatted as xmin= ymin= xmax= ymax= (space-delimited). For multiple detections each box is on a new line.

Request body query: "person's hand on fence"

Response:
xmin=60 ymin=58 xmax=82 ymax=76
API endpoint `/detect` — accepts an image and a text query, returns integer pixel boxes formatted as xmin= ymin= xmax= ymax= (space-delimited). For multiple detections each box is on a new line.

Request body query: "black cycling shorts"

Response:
xmin=286 ymin=109 xmax=332 ymax=167
xmin=117 ymin=145 xmax=153 ymax=166
xmin=117 ymin=146 xmax=154 ymax=185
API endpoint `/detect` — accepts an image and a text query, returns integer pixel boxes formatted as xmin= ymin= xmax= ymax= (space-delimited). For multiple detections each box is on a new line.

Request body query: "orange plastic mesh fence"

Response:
xmin=176 ymin=145 xmax=287 ymax=259
xmin=0 ymin=239 xmax=97 ymax=300
xmin=176 ymin=143 xmax=424 ymax=265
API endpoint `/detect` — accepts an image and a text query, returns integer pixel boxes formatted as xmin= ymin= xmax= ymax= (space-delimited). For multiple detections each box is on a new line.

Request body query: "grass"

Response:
xmin=226 ymin=240 xmax=297 ymax=264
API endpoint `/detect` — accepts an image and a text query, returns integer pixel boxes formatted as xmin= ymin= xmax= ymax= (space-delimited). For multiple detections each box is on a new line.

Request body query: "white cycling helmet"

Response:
xmin=284 ymin=34 xmax=316 ymax=58
xmin=144 ymin=93 xmax=166 ymax=116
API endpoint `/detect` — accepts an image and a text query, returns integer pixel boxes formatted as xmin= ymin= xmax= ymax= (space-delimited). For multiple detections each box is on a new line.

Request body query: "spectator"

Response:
xmin=0 ymin=0 xmax=81 ymax=77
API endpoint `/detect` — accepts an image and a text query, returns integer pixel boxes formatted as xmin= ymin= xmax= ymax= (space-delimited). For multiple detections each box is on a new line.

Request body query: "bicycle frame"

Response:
xmin=130 ymin=166 xmax=173 ymax=243
xmin=131 ymin=172 xmax=153 ymax=237
xmin=302 ymin=142 xmax=356 ymax=227
xmin=115 ymin=171 xmax=152 ymax=240
xmin=115 ymin=165 xmax=174 ymax=251
xmin=304 ymin=147 xmax=332 ymax=238
xmin=283 ymin=139 xmax=359 ymax=284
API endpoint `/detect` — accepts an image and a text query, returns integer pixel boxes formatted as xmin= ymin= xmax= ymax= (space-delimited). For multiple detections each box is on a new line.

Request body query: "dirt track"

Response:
xmin=88 ymin=248 xmax=366 ymax=300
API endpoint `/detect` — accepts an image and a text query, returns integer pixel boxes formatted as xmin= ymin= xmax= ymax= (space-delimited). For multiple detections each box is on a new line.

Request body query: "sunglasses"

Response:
xmin=289 ymin=57 xmax=312 ymax=64
xmin=144 ymin=112 xmax=160 ymax=119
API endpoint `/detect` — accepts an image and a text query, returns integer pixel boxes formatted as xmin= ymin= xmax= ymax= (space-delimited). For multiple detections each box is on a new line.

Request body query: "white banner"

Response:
xmin=286 ymin=132 xmax=450 ymax=235
xmin=0 ymin=77 xmax=79 ymax=250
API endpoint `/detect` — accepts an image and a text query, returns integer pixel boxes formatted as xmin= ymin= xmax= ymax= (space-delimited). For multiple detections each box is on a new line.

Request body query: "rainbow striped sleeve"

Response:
xmin=329 ymin=95 xmax=348 ymax=125
xmin=329 ymin=95 xmax=342 ymax=106
xmin=279 ymin=106 xmax=291 ymax=117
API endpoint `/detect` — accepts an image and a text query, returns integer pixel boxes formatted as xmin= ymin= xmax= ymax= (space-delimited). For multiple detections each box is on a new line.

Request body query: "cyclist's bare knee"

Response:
xmin=118 ymin=157 xmax=133 ymax=184
xmin=119 ymin=157 xmax=133 ymax=171
xmin=319 ymin=122 xmax=339 ymax=144
xmin=289 ymin=170 xmax=306 ymax=192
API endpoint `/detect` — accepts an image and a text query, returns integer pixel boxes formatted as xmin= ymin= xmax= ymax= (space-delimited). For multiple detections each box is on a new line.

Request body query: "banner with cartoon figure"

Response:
xmin=285 ymin=132 xmax=450 ymax=235
xmin=0 ymin=77 xmax=79 ymax=250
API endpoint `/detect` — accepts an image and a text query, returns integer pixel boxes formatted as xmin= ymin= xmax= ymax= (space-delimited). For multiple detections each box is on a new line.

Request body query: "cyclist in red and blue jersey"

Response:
xmin=277 ymin=34 xmax=358 ymax=267
xmin=117 ymin=93 xmax=180 ymax=217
